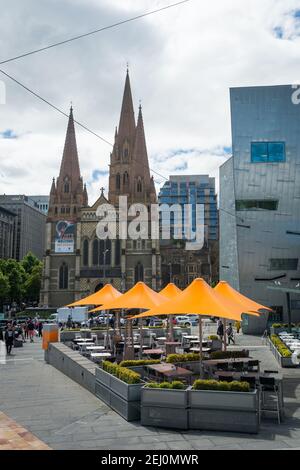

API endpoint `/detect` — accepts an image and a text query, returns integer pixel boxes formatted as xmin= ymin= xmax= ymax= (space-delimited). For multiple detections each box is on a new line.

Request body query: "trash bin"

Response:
xmin=42 ymin=323 xmax=59 ymax=350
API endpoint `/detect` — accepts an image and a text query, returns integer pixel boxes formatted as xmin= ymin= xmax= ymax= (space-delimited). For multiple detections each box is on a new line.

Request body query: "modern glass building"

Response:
xmin=220 ymin=85 xmax=300 ymax=334
xmin=158 ymin=175 xmax=218 ymax=241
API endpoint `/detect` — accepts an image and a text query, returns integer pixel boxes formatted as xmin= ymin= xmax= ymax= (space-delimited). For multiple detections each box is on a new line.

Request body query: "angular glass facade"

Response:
xmin=220 ymin=85 xmax=300 ymax=334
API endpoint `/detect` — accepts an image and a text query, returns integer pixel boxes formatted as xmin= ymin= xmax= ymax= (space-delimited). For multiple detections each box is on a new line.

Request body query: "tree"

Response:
xmin=21 ymin=251 xmax=41 ymax=275
xmin=24 ymin=264 xmax=43 ymax=303
xmin=0 ymin=270 xmax=10 ymax=308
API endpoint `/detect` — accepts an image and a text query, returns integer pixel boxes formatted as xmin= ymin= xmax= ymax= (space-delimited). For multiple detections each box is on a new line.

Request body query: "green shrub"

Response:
xmin=166 ymin=353 xmax=200 ymax=364
xmin=210 ymin=350 xmax=249 ymax=360
xmin=192 ymin=379 xmax=250 ymax=393
xmin=102 ymin=361 xmax=141 ymax=384
xmin=119 ymin=360 xmax=161 ymax=367
xmin=271 ymin=335 xmax=292 ymax=358
xmin=145 ymin=381 xmax=186 ymax=390
xmin=208 ymin=335 xmax=219 ymax=340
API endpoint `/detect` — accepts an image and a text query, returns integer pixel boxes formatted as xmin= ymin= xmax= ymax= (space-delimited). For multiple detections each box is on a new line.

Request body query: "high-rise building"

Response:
xmin=0 ymin=206 xmax=16 ymax=259
xmin=220 ymin=85 xmax=300 ymax=334
xmin=30 ymin=196 xmax=50 ymax=215
xmin=158 ymin=175 xmax=219 ymax=288
xmin=40 ymin=71 xmax=161 ymax=307
xmin=0 ymin=195 xmax=46 ymax=260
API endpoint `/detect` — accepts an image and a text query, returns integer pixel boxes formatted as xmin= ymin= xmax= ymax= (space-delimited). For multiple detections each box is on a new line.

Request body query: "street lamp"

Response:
xmin=103 ymin=248 xmax=110 ymax=284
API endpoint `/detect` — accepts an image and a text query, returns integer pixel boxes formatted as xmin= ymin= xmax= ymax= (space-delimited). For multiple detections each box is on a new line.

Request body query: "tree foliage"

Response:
xmin=0 ymin=252 xmax=43 ymax=307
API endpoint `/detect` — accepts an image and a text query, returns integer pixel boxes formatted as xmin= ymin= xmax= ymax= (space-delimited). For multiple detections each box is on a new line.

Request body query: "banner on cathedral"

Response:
xmin=54 ymin=220 xmax=75 ymax=253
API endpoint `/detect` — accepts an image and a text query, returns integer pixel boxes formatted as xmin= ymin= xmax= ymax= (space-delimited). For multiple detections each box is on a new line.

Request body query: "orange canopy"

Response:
xmin=130 ymin=278 xmax=260 ymax=321
xmin=159 ymin=283 xmax=182 ymax=299
xmin=214 ymin=281 xmax=272 ymax=313
xmin=67 ymin=284 xmax=122 ymax=307
xmin=90 ymin=282 xmax=167 ymax=313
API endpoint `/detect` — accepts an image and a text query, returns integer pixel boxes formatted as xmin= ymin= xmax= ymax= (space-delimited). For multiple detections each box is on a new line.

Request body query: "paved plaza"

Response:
xmin=1 ymin=334 xmax=300 ymax=450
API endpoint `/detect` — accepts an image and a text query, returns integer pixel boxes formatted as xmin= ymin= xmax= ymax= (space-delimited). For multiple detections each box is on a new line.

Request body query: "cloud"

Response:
xmin=0 ymin=0 xmax=300 ymax=204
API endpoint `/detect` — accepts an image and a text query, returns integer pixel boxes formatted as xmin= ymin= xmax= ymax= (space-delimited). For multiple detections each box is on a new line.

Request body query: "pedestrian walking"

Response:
xmin=226 ymin=323 xmax=235 ymax=345
xmin=27 ymin=319 xmax=35 ymax=343
xmin=235 ymin=320 xmax=241 ymax=334
xmin=38 ymin=321 xmax=43 ymax=338
xmin=217 ymin=319 xmax=224 ymax=341
xmin=4 ymin=324 xmax=14 ymax=355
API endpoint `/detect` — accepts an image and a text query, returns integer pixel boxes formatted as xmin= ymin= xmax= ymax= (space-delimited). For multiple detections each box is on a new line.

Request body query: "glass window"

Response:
xmin=251 ymin=142 xmax=285 ymax=163
xmin=236 ymin=200 xmax=278 ymax=211
xmin=59 ymin=263 xmax=68 ymax=289
xmin=83 ymin=239 xmax=89 ymax=266
xmin=270 ymin=259 xmax=298 ymax=271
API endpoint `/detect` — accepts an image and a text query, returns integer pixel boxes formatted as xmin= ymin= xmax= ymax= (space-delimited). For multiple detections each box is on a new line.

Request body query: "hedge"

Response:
xmin=119 ymin=360 xmax=161 ymax=367
xmin=166 ymin=353 xmax=201 ymax=364
xmin=146 ymin=381 xmax=186 ymax=390
xmin=102 ymin=361 xmax=141 ymax=384
xmin=271 ymin=335 xmax=292 ymax=358
xmin=208 ymin=335 xmax=219 ymax=340
xmin=192 ymin=379 xmax=250 ymax=393
xmin=210 ymin=350 xmax=249 ymax=360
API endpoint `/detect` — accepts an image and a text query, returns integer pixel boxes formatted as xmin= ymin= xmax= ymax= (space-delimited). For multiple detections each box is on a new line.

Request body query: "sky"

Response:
xmin=0 ymin=0 xmax=300 ymax=205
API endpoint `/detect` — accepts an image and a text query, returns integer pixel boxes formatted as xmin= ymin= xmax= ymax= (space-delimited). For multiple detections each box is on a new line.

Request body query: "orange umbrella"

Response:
xmin=130 ymin=278 xmax=260 ymax=321
xmin=214 ymin=281 xmax=272 ymax=313
xmin=159 ymin=283 xmax=182 ymax=299
xmin=67 ymin=284 xmax=122 ymax=307
xmin=159 ymin=284 xmax=182 ymax=341
xmin=90 ymin=282 xmax=167 ymax=313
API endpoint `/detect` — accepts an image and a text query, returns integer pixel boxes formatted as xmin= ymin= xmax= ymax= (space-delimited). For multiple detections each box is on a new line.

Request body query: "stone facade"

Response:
xmin=41 ymin=72 xmax=161 ymax=307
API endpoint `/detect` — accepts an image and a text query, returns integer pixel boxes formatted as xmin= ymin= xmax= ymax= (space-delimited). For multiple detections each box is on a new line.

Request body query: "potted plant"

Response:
xmin=141 ymin=381 xmax=189 ymax=429
xmin=95 ymin=361 xmax=143 ymax=421
xmin=188 ymin=380 xmax=259 ymax=434
xmin=269 ymin=335 xmax=294 ymax=368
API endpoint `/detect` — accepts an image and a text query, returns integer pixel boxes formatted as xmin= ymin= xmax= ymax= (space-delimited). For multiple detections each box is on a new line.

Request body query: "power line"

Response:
xmin=0 ymin=1 xmax=192 ymax=66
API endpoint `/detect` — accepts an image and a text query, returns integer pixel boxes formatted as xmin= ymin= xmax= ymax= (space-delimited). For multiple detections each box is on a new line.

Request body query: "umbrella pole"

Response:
xmin=106 ymin=310 xmax=110 ymax=350
xmin=199 ymin=317 xmax=203 ymax=379
xmin=169 ymin=315 xmax=174 ymax=342
xmin=223 ymin=319 xmax=227 ymax=352
xmin=139 ymin=314 xmax=143 ymax=360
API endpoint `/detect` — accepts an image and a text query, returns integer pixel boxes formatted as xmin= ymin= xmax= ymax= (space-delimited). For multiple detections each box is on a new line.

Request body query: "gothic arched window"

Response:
xmin=115 ymin=238 xmax=121 ymax=266
xmin=92 ymin=239 xmax=99 ymax=266
xmin=116 ymin=174 xmax=121 ymax=190
xmin=137 ymin=179 xmax=142 ymax=193
xmin=64 ymin=179 xmax=70 ymax=193
xmin=135 ymin=262 xmax=144 ymax=283
xmin=59 ymin=263 xmax=68 ymax=289
xmin=123 ymin=148 xmax=129 ymax=160
xmin=105 ymin=239 xmax=111 ymax=265
xmin=123 ymin=172 xmax=129 ymax=187
xmin=83 ymin=239 xmax=89 ymax=266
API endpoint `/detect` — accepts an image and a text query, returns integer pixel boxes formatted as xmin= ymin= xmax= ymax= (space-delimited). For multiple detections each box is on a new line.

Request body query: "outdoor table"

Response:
xmin=183 ymin=336 xmax=199 ymax=340
xmin=86 ymin=346 xmax=105 ymax=351
xmin=190 ymin=347 xmax=211 ymax=354
xmin=156 ymin=337 xmax=167 ymax=341
xmin=145 ymin=363 xmax=194 ymax=383
xmin=165 ymin=341 xmax=180 ymax=355
xmin=74 ymin=338 xmax=93 ymax=343
xmin=203 ymin=358 xmax=253 ymax=367
xmin=90 ymin=352 xmax=111 ymax=361
xmin=143 ymin=349 xmax=164 ymax=359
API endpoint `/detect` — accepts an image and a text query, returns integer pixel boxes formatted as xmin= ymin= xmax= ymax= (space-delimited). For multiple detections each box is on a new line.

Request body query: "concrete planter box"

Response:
xmin=95 ymin=382 xmax=141 ymax=421
xmin=188 ymin=388 xmax=259 ymax=434
xmin=210 ymin=339 xmax=222 ymax=351
xmin=141 ymin=386 xmax=189 ymax=429
xmin=268 ymin=338 xmax=295 ymax=368
xmin=95 ymin=367 xmax=143 ymax=401
xmin=95 ymin=367 xmax=142 ymax=421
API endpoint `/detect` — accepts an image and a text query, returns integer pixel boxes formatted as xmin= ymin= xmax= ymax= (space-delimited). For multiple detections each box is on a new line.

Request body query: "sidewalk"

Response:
xmin=1 ymin=335 xmax=300 ymax=450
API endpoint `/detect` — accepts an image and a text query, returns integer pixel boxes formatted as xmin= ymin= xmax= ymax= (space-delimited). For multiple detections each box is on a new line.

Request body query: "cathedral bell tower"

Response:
xmin=40 ymin=107 xmax=88 ymax=307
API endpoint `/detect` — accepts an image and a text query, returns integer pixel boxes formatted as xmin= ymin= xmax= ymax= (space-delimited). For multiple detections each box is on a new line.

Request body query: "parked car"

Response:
xmin=175 ymin=315 xmax=199 ymax=327
xmin=148 ymin=317 xmax=164 ymax=327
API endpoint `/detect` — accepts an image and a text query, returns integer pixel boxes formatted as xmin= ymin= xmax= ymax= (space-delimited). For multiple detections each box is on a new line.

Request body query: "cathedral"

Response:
xmin=40 ymin=71 xmax=161 ymax=307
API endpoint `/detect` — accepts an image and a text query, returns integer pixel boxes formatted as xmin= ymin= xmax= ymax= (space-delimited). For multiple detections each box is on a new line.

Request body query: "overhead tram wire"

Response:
xmin=0 ymin=68 xmax=243 ymax=222
xmin=0 ymin=0 xmax=192 ymax=66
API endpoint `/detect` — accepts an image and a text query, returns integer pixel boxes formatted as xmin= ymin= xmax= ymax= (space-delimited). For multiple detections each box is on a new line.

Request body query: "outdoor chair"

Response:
xmin=247 ymin=360 xmax=260 ymax=372
xmin=258 ymin=376 xmax=281 ymax=424
xmin=232 ymin=362 xmax=244 ymax=372
xmin=240 ymin=375 xmax=256 ymax=389
xmin=217 ymin=362 xmax=229 ymax=371
xmin=217 ymin=374 xmax=234 ymax=383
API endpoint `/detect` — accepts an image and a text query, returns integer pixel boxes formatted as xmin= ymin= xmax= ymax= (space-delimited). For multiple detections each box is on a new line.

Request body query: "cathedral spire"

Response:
xmin=117 ymin=69 xmax=136 ymax=145
xmin=133 ymin=104 xmax=150 ymax=176
xmin=58 ymin=106 xmax=81 ymax=186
